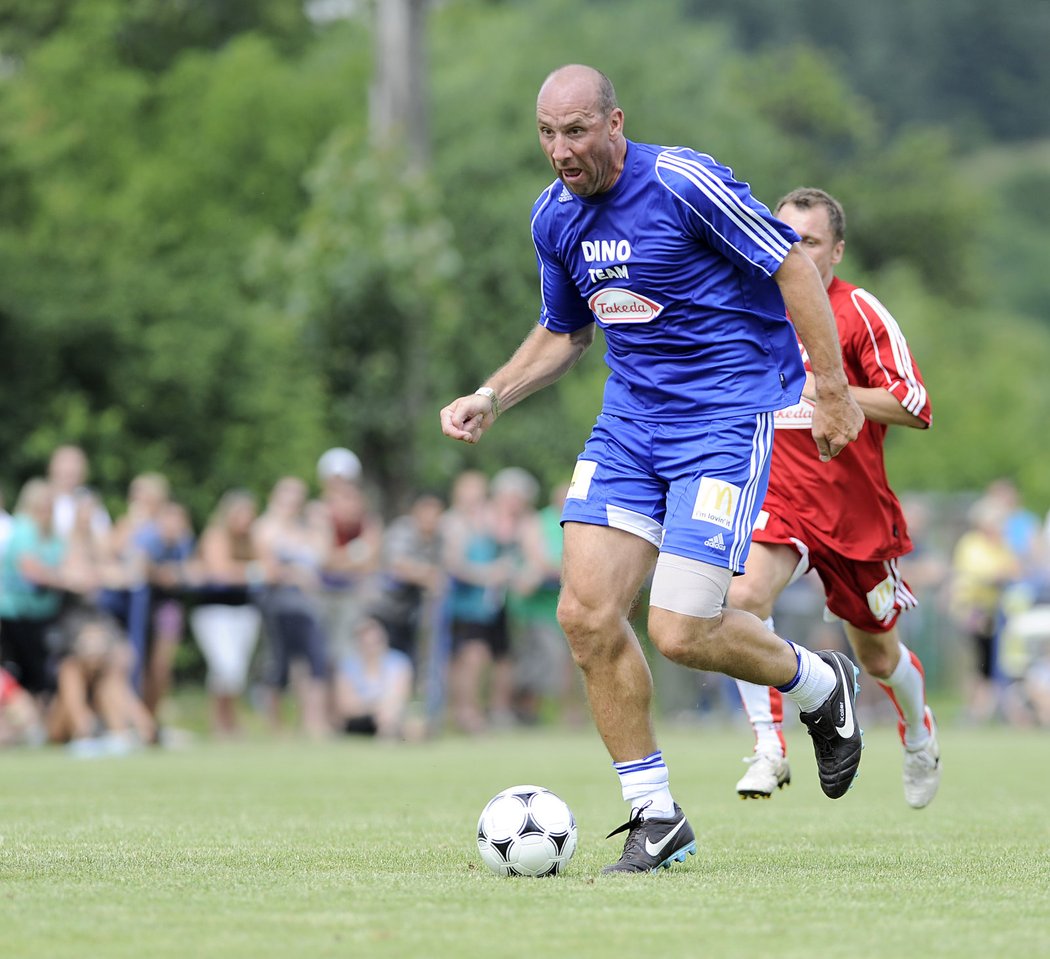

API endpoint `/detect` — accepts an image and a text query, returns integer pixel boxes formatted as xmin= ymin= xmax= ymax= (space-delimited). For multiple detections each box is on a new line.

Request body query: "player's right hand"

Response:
xmin=440 ymin=395 xmax=494 ymax=445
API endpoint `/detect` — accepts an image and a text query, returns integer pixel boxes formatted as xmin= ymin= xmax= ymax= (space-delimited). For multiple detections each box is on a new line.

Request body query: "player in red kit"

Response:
xmin=729 ymin=188 xmax=940 ymax=809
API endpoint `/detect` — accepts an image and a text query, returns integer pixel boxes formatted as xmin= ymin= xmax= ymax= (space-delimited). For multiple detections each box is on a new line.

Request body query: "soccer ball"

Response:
xmin=476 ymin=784 xmax=578 ymax=877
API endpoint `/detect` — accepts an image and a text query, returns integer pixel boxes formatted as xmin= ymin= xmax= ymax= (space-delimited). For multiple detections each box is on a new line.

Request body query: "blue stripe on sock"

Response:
xmin=613 ymin=750 xmax=664 ymax=773
xmin=775 ymin=643 xmax=803 ymax=693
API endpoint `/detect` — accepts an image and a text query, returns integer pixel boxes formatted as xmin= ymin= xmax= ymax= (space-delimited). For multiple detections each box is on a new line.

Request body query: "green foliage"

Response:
xmin=963 ymin=142 xmax=1050 ymax=322
xmin=855 ymin=263 xmax=1050 ymax=507
xmin=730 ymin=47 xmax=980 ymax=300
xmin=0 ymin=0 xmax=1044 ymax=516
xmin=684 ymin=0 xmax=1050 ymax=142
xmin=0 ymin=0 xmax=313 ymax=68
xmin=0 ymin=0 xmax=74 ymax=56
xmin=0 ymin=11 xmax=368 ymax=518
xmin=249 ymin=128 xmax=464 ymax=506
xmin=115 ymin=0 xmax=314 ymax=72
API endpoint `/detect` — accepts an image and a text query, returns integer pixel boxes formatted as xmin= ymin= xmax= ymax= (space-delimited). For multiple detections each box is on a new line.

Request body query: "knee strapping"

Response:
xmin=649 ymin=553 xmax=732 ymax=619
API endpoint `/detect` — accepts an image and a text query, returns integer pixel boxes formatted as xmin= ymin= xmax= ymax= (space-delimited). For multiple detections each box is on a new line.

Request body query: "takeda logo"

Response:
xmin=588 ymin=288 xmax=664 ymax=324
xmin=773 ymin=400 xmax=814 ymax=430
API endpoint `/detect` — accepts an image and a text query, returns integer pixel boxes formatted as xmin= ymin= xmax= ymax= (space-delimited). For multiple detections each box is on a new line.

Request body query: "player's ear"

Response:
xmin=831 ymin=240 xmax=845 ymax=266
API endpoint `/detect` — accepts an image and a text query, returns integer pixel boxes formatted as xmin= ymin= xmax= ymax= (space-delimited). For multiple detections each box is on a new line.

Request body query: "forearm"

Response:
xmin=850 ymin=386 xmax=927 ymax=428
xmin=442 ymin=549 xmax=506 ymax=587
xmin=389 ymin=558 xmax=438 ymax=589
xmin=774 ymin=245 xmax=863 ymax=459
xmin=481 ymin=324 xmax=594 ymax=413
xmin=442 ymin=323 xmax=594 ymax=445
xmin=775 ymin=246 xmax=848 ymax=395
xmin=20 ymin=556 xmax=63 ymax=590
xmin=801 ymin=376 xmax=928 ymax=429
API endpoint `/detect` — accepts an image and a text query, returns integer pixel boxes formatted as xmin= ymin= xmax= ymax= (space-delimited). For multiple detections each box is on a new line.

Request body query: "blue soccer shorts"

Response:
xmin=560 ymin=411 xmax=774 ymax=572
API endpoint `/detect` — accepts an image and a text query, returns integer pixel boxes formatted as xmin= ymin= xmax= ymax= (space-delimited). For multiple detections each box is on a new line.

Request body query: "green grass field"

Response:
xmin=2 ymin=716 xmax=1048 ymax=959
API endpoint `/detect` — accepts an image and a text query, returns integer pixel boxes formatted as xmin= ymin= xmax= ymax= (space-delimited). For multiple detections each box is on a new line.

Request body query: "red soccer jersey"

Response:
xmin=763 ymin=276 xmax=932 ymax=561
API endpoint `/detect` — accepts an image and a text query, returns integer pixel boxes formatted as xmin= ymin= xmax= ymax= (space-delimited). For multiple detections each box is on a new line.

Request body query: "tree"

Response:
xmin=0 ymin=7 xmax=367 ymax=515
xmin=0 ymin=0 xmax=1044 ymax=516
xmin=682 ymin=0 xmax=1050 ymax=142
xmin=249 ymin=131 xmax=462 ymax=510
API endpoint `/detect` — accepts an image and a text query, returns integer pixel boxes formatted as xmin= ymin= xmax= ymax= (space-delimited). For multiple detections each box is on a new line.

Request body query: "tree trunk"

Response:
xmin=371 ymin=0 xmax=430 ymax=170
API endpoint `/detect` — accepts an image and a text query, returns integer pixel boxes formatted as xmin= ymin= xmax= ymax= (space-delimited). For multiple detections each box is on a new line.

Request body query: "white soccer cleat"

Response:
xmin=736 ymin=752 xmax=791 ymax=799
xmin=903 ymin=711 xmax=941 ymax=809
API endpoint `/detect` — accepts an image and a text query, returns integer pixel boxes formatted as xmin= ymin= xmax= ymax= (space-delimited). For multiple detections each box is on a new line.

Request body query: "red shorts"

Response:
xmin=752 ymin=507 xmax=917 ymax=634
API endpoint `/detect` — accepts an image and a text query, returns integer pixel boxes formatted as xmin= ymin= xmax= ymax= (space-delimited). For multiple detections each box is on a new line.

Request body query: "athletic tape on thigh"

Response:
xmin=649 ymin=553 xmax=733 ymax=619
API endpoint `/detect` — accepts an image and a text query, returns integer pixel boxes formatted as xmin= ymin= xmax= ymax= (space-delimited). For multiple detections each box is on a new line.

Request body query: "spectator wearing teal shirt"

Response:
xmin=510 ymin=482 xmax=583 ymax=725
xmin=0 ymin=478 xmax=68 ymax=694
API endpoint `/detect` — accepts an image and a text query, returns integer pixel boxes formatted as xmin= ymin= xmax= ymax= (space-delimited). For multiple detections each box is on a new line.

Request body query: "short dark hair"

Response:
xmin=775 ymin=187 xmax=846 ymax=244
xmin=594 ymin=69 xmax=619 ymax=117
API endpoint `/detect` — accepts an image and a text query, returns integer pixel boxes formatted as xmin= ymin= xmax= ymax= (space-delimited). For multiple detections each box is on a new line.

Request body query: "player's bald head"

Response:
xmin=537 ymin=64 xmax=619 ymax=119
xmin=535 ymin=64 xmax=626 ymax=197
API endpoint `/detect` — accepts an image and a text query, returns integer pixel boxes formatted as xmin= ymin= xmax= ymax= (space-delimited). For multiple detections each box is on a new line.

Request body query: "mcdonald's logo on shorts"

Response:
xmin=691 ymin=477 xmax=741 ymax=530
xmin=866 ymin=575 xmax=896 ymax=623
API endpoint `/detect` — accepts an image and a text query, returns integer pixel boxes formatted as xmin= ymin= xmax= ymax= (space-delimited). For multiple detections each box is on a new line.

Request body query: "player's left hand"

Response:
xmin=440 ymin=394 xmax=495 ymax=445
xmin=810 ymin=385 xmax=863 ymax=461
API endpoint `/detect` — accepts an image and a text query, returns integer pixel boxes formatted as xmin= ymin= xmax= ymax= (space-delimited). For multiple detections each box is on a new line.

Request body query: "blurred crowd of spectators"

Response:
xmin=945 ymin=478 xmax=1050 ymax=727
xmin=1 ymin=446 xmax=1048 ymax=754
xmin=0 ymin=444 xmax=585 ymax=753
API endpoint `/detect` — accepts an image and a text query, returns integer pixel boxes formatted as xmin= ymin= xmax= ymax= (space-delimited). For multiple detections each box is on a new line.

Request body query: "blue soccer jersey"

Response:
xmin=531 ymin=140 xmax=805 ymax=421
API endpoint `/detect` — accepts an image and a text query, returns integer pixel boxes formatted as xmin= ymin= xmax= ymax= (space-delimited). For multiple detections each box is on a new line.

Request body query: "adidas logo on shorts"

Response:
xmin=703 ymin=532 xmax=726 ymax=551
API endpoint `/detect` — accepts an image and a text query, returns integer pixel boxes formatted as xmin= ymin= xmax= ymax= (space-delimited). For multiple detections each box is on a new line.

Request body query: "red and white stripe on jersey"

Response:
xmin=850 ymin=287 xmax=931 ymax=424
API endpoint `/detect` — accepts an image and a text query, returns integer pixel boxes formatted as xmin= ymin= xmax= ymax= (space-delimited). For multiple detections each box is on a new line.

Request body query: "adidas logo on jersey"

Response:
xmin=704 ymin=532 xmax=726 ymax=551
xmin=558 ymin=187 xmax=573 ymax=202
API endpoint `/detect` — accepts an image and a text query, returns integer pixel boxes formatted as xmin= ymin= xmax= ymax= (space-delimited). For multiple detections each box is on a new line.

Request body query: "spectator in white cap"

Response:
xmin=317 ymin=447 xmax=362 ymax=488
xmin=314 ymin=447 xmax=383 ymax=669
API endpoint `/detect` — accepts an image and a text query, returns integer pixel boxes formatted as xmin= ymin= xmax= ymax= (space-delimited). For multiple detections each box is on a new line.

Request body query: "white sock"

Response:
xmin=878 ymin=642 xmax=932 ymax=750
xmin=613 ymin=750 xmax=675 ymax=818
xmin=737 ymin=617 xmax=785 ymax=756
xmin=776 ymin=641 xmax=837 ymax=713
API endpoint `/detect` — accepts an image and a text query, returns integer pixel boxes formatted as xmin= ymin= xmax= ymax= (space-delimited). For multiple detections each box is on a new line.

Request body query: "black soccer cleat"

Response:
xmin=798 ymin=650 xmax=864 ymax=799
xmin=601 ymin=802 xmax=697 ymax=874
